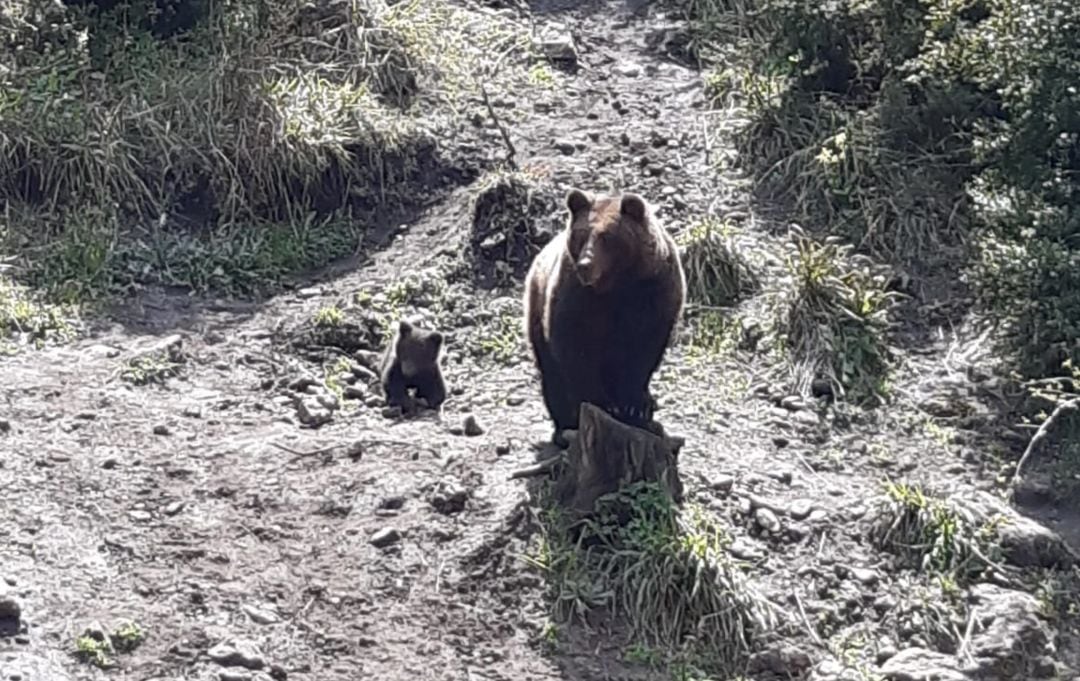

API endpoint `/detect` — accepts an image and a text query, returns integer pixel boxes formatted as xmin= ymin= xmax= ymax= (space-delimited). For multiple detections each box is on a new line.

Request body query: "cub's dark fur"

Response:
xmin=380 ymin=320 xmax=448 ymax=412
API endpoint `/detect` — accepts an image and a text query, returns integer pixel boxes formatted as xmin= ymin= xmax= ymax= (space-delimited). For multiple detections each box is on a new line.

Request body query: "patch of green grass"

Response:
xmin=475 ymin=306 xmax=523 ymax=366
xmin=313 ymin=305 xmax=345 ymax=328
xmin=75 ymin=635 xmax=112 ymax=668
xmin=774 ymin=226 xmax=899 ymax=405
xmin=524 ymin=482 xmax=778 ymax=675
xmin=686 ymin=0 xmax=1080 ymax=390
xmin=870 ymin=482 xmax=1005 ymax=583
xmin=0 ymin=276 xmax=75 ymax=351
xmin=676 ymin=216 xmax=760 ymax=308
xmin=111 ymin=621 xmax=146 ymax=653
xmin=624 ymin=643 xmax=664 ymax=667
xmin=323 ymin=355 xmax=353 ymax=406
xmin=118 ymin=339 xmax=185 ymax=386
xmin=349 ymin=271 xmax=451 ymax=344
xmin=685 ymin=308 xmax=744 ymax=359
xmin=120 ymin=354 xmax=182 ymax=386
xmin=539 ymin=620 xmax=559 ymax=650
xmin=1033 ymin=568 xmax=1080 ymax=623
xmin=0 ymin=0 xmax=536 ymax=311
xmin=527 ymin=62 xmax=557 ymax=89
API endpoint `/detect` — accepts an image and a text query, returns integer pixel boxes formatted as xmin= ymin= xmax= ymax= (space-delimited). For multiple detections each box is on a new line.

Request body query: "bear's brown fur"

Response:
xmin=523 ymin=188 xmax=686 ymax=446
xmin=380 ymin=320 xmax=448 ymax=413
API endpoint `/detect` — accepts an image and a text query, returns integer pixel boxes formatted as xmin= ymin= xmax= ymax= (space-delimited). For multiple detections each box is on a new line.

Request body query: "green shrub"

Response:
xmin=684 ymin=0 xmax=1080 ymax=381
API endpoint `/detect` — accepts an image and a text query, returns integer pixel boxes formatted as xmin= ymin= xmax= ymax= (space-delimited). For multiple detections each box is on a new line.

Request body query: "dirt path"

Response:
xmin=2 ymin=2 xmax=1077 ymax=681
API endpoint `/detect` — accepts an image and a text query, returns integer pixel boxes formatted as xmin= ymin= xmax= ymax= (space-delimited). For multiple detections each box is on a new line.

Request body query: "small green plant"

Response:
xmin=775 ymin=226 xmax=899 ymax=404
xmin=527 ymin=62 xmax=556 ymax=88
xmin=476 ymin=308 xmax=522 ymax=365
xmin=75 ymin=635 xmax=112 ymax=668
xmin=676 ymin=217 xmax=760 ymax=308
xmin=871 ymin=482 xmax=1005 ymax=583
xmin=686 ymin=309 xmax=743 ymax=358
xmin=323 ymin=356 xmax=354 ymax=404
xmin=539 ymin=620 xmax=559 ymax=649
xmin=624 ymin=643 xmax=663 ymax=667
xmin=0 ymin=277 xmax=76 ymax=350
xmin=313 ymin=305 xmax=345 ymax=328
xmin=120 ymin=353 xmax=183 ymax=386
xmin=111 ymin=621 xmax=146 ymax=652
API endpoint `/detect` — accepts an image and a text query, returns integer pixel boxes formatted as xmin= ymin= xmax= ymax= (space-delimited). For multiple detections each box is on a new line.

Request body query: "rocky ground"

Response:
xmin=1 ymin=1 xmax=1078 ymax=680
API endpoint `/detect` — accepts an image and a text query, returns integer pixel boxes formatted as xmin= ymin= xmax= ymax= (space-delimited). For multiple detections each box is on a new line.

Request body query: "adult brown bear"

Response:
xmin=523 ymin=188 xmax=686 ymax=446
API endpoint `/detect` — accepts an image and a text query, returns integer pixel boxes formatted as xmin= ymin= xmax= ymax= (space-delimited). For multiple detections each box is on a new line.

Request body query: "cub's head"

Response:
xmin=394 ymin=319 xmax=443 ymax=377
xmin=564 ymin=188 xmax=659 ymax=291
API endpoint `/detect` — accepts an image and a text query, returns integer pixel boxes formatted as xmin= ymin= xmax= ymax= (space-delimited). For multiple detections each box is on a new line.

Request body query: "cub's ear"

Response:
xmin=620 ymin=193 xmax=649 ymax=223
xmin=398 ymin=319 xmax=413 ymax=335
xmin=428 ymin=331 xmax=444 ymax=348
xmin=566 ymin=188 xmax=592 ymax=217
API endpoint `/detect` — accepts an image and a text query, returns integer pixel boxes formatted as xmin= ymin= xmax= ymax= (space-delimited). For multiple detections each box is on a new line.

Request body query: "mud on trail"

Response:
xmin=2 ymin=1 xmax=1079 ymax=681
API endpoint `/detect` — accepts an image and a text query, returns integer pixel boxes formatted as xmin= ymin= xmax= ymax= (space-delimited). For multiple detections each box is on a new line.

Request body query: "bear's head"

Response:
xmin=394 ymin=319 xmax=443 ymax=377
xmin=564 ymin=188 xmax=659 ymax=292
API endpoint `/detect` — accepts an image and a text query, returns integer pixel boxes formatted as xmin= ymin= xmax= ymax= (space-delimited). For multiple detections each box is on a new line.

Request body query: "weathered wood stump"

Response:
xmin=513 ymin=402 xmax=685 ymax=517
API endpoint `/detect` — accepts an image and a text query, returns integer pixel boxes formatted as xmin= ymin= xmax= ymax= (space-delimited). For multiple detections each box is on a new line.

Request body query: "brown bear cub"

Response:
xmin=380 ymin=320 xmax=448 ymax=413
xmin=523 ymin=188 xmax=686 ymax=446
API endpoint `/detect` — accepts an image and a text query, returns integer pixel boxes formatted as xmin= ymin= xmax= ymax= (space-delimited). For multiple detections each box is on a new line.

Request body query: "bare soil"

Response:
xmin=2 ymin=1 xmax=1078 ymax=680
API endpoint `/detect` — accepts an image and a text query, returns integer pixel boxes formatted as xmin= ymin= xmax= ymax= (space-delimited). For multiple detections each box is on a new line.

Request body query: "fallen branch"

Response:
xmin=509 ymin=454 xmax=563 ymax=479
xmin=1010 ymin=397 xmax=1080 ymax=491
xmin=477 ymin=78 xmax=518 ymax=169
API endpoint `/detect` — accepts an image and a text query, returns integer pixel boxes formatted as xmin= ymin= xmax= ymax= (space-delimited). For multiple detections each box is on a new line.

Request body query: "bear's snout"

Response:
xmin=575 ymin=254 xmax=599 ymax=286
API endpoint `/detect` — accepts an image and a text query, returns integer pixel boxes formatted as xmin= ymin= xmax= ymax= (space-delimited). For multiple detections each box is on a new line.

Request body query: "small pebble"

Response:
xmin=153 ymin=424 xmax=171 ymax=436
xmin=0 ymin=583 xmax=22 ymax=620
xmin=789 ymin=499 xmax=814 ymax=520
xmin=378 ymin=496 xmax=406 ymax=511
xmin=370 ymin=528 xmax=401 ymax=548
xmin=755 ymin=507 xmax=782 ymax=534
xmin=463 ymin=415 xmax=484 ymax=437
xmin=709 ymin=474 xmax=735 ymax=494
xmin=495 ymin=443 xmax=511 ymax=456
xmin=242 ymin=604 xmax=280 ymax=625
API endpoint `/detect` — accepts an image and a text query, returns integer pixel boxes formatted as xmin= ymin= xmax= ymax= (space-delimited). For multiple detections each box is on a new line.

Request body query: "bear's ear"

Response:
xmin=620 ymin=193 xmax=649 ymax=223
xmin=428 ymin=331 xmax=444 ymax=348
xmin=398 ymin=319 xmax=413 ymax=335
xmin=566 ymin=188 xmax=592 ymax=217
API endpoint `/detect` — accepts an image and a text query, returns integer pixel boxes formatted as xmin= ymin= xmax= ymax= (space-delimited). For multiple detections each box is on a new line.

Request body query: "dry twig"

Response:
xmin=1010 ymin=397 xmax=1080 ymax=492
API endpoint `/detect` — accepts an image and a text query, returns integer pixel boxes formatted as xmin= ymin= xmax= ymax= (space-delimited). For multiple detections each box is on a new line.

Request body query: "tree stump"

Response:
xmin=514 ymin=402 xmax=686 ymax=517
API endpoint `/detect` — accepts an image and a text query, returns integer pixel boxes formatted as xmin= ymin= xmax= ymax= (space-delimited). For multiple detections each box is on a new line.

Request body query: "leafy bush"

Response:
xmin=0 ymin=0 xmax=528 ymax=298
xmin=684 ymin=0 xmax=1080 ymax=381
xmin=776 ymin=226 xmax=899 ymax=403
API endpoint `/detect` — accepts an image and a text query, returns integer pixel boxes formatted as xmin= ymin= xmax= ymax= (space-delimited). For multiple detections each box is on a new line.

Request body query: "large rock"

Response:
xmin=879 ymin=648 xmax=968 ymax=681
xmin=953 ymin=490 xmax=1076 ymax=569
xmin=963 ymin=584 xmax=1056 ymax=679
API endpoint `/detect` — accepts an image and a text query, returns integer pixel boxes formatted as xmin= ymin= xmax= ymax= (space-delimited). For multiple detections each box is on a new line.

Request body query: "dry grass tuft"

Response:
xmin=774 ymin=225 xmax=899 ymax=404
xmin=677 ymin=215 xmax=760 ymax=308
